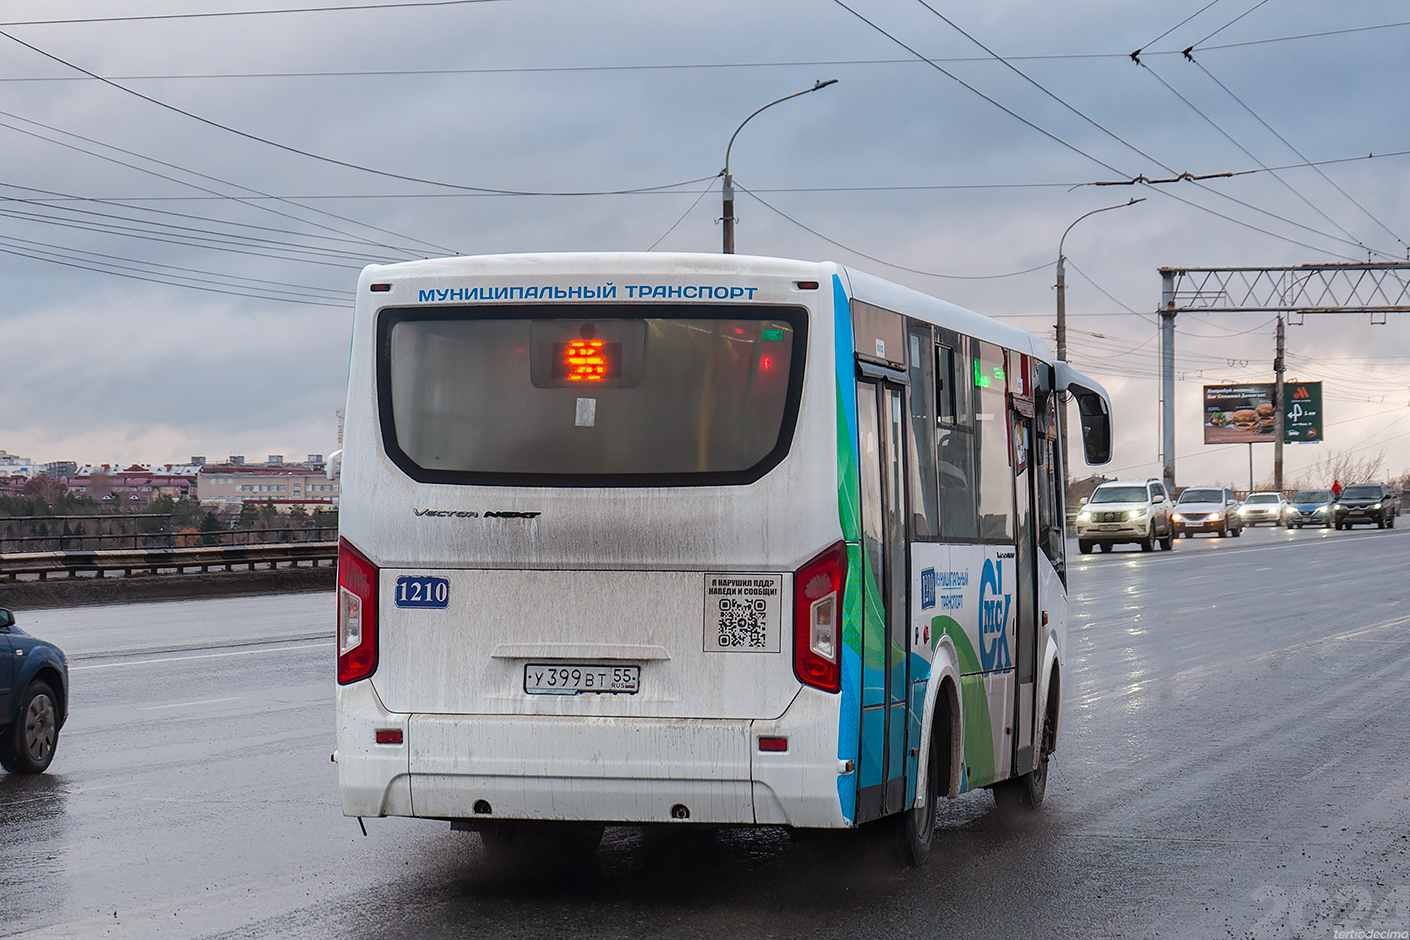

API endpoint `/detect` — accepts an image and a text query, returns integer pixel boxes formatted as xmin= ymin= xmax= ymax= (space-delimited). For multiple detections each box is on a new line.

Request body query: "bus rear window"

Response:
xmin=377 ymin=304 xmax=807 ymax=486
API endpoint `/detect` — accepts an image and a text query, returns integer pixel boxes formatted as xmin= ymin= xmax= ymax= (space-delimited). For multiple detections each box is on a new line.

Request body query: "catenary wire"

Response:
xmin=0 ymin=106 xmax=450 ymax=257
xmin=737 ymin=185 xmax=1050 ymax=280
xmin=0 ymin=27 xmax=721 ymax=200
xmin=1186 ymin=56 xmax=1408 ymax=251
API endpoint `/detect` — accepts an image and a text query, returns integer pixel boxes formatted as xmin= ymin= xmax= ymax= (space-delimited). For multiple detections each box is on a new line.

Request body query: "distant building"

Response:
xmin=69 ymin=464 xmax=201 ymax=504
xmin=0 ymin=450 xmax=35 ymax=478
xmin=197 ymin=459 xmax=338 ymax=509
xmin=44 ymin=461 xmax=78 ymax=479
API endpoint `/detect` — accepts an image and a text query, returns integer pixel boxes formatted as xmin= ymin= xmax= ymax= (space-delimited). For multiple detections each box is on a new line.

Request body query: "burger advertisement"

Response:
xmin=1204 ymin=383 xmax=1276 ymax=444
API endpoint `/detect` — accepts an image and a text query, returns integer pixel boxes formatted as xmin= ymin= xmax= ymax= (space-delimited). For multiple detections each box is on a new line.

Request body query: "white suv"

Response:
xmin=1076 ymin=479 xmax=1175 ymax=553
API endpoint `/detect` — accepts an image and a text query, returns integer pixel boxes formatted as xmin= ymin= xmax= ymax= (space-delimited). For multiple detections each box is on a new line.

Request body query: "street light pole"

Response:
xmin=1055 ymin=197 xmax=1143 ymax=488
xmin=722 ymin=79 xmax=837 ymax=254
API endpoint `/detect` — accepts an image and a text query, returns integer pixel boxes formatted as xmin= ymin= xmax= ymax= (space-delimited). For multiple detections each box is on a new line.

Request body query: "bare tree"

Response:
xmin=1302 ymin=449 xmax=1387 ymax=489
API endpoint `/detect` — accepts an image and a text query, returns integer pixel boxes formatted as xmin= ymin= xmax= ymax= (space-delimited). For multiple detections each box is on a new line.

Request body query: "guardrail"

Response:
xmin=0 ymin=542 xmax=337 ymax=582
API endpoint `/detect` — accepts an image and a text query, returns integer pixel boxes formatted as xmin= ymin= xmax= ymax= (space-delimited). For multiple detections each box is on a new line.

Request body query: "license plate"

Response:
xmin=524 ymin=664 xmax=640 ymax=695
xmin=1098 ymin=524 xmax=1121 ymax=531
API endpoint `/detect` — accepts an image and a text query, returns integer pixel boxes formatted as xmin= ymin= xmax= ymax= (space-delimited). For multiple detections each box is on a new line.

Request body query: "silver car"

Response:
xmin=1239 ymin=492 xmax=1292 ymax=527
xmin=1171 ymin=486 xmax=1244 ymax=538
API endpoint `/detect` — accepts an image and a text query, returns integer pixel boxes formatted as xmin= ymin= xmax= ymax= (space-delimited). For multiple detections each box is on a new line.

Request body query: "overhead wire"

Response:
xmin=1185 ymin=55 xmax=1409 ymax=252
xmin=825 ymin=0 xmax=1127 ymax=176
xmin=1133 ymin=59 xmax=1393 ymax=259
xmin=0 ymin=106 xmax=450 ymax=257
xmin=737 ymin=184 xmax=1050 ymax=280
xmin=855 ymin=1 xmax=1395 ymax=267
xmin=0 ymin=1 xmax=513 ymax=27
xmin=1187 ymin=0 xmax=1275 ymax=49
xmin=0 ymin=231 xmax=350 ymax=300
xmin=0 ymin=29 xmax=720 ymax=200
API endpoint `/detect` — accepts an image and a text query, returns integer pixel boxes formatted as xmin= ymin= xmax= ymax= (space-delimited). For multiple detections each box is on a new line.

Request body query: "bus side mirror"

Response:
xmin=1055 ymin=362 xmax=1112 ymax=466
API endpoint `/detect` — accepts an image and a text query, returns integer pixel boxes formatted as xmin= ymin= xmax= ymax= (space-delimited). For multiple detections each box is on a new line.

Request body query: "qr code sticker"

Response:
xmin=716 ymin=598 xmax=769 ymax=649
xmin=703 ymin=574 xmax=781 ymax=653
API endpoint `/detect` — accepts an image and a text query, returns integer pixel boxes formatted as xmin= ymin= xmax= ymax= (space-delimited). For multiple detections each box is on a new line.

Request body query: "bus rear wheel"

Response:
xmin=993 ymin=692 xmax=1055 ymax=813
xmin=903 ymin=710 xmax=950 ymax=867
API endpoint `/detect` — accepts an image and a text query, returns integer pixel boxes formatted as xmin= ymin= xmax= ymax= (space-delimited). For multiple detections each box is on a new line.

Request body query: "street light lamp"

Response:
xmin=1055 ymin=197 xmax=1143 ymax=487
xmin=722 ymin=79 xmax=837 ymax=254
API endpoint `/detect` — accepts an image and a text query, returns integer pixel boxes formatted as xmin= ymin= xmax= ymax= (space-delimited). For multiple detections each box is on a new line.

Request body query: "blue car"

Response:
xmin=0 ymin=608 xmax=69 ymax=774
xmin=1287 ymin=489 xmax=1334 ymax=529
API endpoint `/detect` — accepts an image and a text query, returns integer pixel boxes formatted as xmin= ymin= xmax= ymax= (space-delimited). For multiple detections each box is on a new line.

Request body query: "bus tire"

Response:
xmin=992 ymin=691 xmax=1054 ymax=814
xmin=903 ymin=707 xmax=951 ymax=867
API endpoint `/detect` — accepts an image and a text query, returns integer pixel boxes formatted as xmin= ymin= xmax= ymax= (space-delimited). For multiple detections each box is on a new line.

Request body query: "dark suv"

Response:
xmin=1333 ymin=483 xmax=1401 ymax=530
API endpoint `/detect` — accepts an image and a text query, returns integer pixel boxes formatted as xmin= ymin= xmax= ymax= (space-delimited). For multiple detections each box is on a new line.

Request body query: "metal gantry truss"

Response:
xmin=1156 ymin=263 xmax=1410 ymax=490
xmin=1162 ymin=263 xmax=1410 ymax=316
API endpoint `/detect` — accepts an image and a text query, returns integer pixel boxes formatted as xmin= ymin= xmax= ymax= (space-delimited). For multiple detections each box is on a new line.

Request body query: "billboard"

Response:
xmin=1203 ymin=381 xmax=1325 ymax=444
xmin=1204 ymin=383 xmax=1275 ymax=444
xmin=1283 ymin=381 xmax=1323 ymax=443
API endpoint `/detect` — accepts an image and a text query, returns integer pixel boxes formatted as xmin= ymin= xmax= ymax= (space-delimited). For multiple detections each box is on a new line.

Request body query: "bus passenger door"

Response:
xmin=854 ymin=375 xmax=910 ymax=822
xmin=1010 ymin=398 xmax=1041 ymax=777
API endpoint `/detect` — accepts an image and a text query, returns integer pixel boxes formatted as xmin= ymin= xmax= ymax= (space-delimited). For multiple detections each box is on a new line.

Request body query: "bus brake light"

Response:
xmin=338 ymin=537 xmax=380 ymax=685
xmin=793 ymin=541 xmax=847 ymax=693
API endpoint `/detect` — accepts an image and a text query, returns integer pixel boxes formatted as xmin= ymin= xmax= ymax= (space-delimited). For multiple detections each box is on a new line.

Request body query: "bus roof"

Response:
xmin=357 ymin=251 xmax=1051 ymax=362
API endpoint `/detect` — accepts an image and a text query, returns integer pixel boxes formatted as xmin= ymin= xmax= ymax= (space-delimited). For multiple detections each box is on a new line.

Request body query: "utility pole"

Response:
xmin=1055 ymin=198 xmax=1143 ymax=489
xmin=1273 ymin=315 xmax=1285 ymax=492
xmin=721 ymin=80 xmax=837 ymax=254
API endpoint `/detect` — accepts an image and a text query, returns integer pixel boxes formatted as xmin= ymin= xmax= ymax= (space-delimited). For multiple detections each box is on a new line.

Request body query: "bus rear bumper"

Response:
xmin=336 ymin=686 xmax=851 ymax=828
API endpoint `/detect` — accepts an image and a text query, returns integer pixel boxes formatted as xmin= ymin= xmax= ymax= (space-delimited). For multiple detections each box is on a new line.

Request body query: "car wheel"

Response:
xmin=1233 ymin=525 xmax=1242 ymax=537
xmin=1141 ymin=532 xmax=1155 ymax=552
xmin=1160 ymin=533 xmax=1173 ymax=551
xmin=0 ymin=680 xmax=59 ymax=775
xmin=1218 ymin=525 xmax=1228 ymax=538
xmin=1100 ymin=542 xmax=1113 ymax=553
xmin=1377 ymin=516 xmax=1386 ymax=529
xmin=1389 ymin=513 xmax=1396 ymax=529
xmin=1078 ymin=539 xmax=1094 ymax=554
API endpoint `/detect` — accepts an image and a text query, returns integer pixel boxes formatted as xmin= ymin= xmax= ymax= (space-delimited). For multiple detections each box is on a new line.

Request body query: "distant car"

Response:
xmin=1333 ymin=483 xmax=1401 ymax=530
xmin=1239 ymin=492 xmax=1292 ymax=527
xmin=1171 ymin=486 xmax=1244 ymax=538
xmin=1075 ymin=478 xmax=1175 ymax=553
xmin=0 ymin=608 xmax=69 ymax=774
xmin=1287 ymin=489 xmax=1334 ymax=529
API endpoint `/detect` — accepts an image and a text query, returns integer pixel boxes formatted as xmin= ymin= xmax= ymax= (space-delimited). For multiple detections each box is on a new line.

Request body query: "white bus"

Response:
xmin=333 ymin=252 xmax=1112 ymax=864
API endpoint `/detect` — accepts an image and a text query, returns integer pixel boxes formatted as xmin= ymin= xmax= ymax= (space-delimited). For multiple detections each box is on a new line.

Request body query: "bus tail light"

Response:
xmin=793 ymin=541 xmax=847 ymax=693
xmin=338 ymin=537 xmax=379 ymax=685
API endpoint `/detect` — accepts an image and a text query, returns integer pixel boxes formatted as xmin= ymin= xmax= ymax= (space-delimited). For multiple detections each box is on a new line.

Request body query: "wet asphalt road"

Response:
xmin=2 ymin=524 xmax=1408 ymax=939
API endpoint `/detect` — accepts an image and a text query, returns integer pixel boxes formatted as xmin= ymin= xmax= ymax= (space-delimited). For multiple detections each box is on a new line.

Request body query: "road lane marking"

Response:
xmin=138 ymin=696 xmax=241 ymax=711
xmin=71 ymin=641 xmax=332 ymax=671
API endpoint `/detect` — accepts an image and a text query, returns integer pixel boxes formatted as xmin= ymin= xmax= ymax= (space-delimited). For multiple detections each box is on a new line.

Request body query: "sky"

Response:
xmin=1 ymin=0 xmax=1408 ymax=490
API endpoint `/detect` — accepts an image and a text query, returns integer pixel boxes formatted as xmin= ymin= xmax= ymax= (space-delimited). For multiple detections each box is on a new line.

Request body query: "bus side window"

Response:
xmin=1035 ymin=378 xmax=1066 ymax=583
xmin=935 ymin=341 xmax=979 ymax=540
xmin=975 ymin=342 xmax=1014 ymax=542
xmin=907 ymin=327 xmax=939 ymax=539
